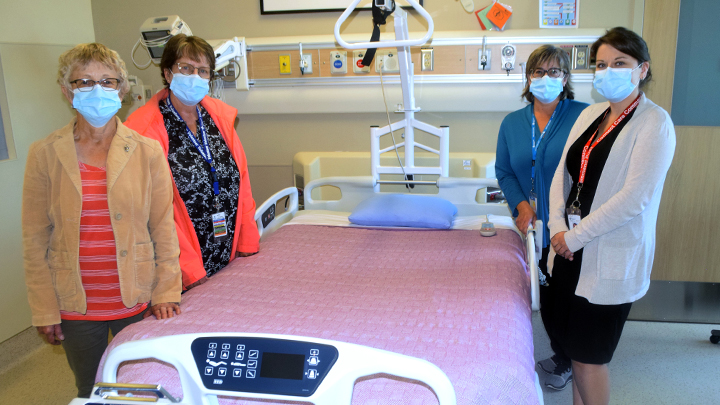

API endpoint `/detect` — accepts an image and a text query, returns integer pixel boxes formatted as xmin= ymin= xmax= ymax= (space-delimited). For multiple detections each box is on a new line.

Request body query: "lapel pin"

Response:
xmin=124 ymin=145 xmax=130 ymax=152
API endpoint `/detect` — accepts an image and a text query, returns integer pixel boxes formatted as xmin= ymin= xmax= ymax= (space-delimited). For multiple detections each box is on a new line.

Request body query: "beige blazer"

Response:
xmin=22 ymin=117 xmax=182 ymax=326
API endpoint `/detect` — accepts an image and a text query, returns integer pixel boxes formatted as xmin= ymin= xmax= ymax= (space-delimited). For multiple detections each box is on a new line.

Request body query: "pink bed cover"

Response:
xmin=98 ymin=225 xmax=538 ymax=404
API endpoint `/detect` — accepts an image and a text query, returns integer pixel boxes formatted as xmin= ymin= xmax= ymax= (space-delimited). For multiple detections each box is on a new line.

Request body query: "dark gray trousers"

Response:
xmin=61 ymin=312 xmax=144 ymax=398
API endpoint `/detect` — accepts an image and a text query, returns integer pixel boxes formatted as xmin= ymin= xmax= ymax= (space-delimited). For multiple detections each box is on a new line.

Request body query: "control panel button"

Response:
xmin=308 ymin=356 xmax=320 ymax=366
xmin=235 ymin=351 xmax=244 ymax=360
xmin=221 ymin=343 xmax=231 ymax=350
xmin=221 ymin=350 xmax=229 ymax=359
xmin=307 ymin=369 xmax=318 ymax=379
xmin=209 ymin=343 xmax=217 ymax=349
xmin=247 ymin=360 xmax=257 ymax=369
xmin=207 ymin=350 xmax=216 ymax=358
xmin=310 ymin=349 xmax=319 ymax=356
xmin=246 ymin=370 xmax=256 ymax=378
xmin=249 ymin=350 xmax=259 ymax=359
xmin=233 ymin=368 xmax=242 ymax=377
xmin=204 ymin=366 xmax=213 ymax=375
xmin=236 ymin=344 xmax=245 ymax=351
xmin=218 ymin=367 xmax=227 ymax=377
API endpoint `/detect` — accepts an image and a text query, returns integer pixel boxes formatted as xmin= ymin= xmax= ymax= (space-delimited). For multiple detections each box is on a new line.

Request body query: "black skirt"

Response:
xmin=543 ymin=248 xmax=632 ymax=365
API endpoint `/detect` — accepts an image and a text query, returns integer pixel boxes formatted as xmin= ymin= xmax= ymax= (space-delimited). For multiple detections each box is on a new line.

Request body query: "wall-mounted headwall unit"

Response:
xmin=219 ymin=29 xmax=605 ymax=114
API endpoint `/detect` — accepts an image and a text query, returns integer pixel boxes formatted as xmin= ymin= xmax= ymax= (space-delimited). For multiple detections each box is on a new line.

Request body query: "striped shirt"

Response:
xmin=60 ymin=162 xmax=148 ymax=321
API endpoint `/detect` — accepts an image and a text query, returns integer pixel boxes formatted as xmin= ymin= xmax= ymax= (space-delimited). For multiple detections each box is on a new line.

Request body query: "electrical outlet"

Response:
xmin=478 ymin=49 xmax=491 ymax=70
xmin=574 ymin=45 xmax=589 ymax=69
xmin=353 ymin=50 xmax=371 ymax=73
xmin=421 ymin=48 xmax=434 ymax=71
xmin=301 ymin=53 xmax=313 ymax=74
xmin=279 ymin=54 xmax=291 ymax=74
xmin=375 ymin=51 xmax=400 ymax=73
xmin=329 ymin=50 xmax=347 ymax=74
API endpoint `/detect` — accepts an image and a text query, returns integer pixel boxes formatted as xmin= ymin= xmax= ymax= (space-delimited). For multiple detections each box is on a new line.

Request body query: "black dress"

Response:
xmin=160 ymin=99 xmax=241 ymax=277
xmin=543 ymin=106 xmax=636 ymax=365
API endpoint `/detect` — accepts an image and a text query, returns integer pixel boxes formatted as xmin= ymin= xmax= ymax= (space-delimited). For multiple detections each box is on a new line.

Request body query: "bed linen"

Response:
xmin=98 ymin=223 xmax=538 ymax=404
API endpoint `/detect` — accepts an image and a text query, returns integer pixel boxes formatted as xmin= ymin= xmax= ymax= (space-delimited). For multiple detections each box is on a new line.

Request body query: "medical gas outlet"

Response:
xmin=500 ymin=43 xmax=516 ymax=75
xmin=279 ymin=54 xmax=291 ymax=74
xmin=330 ymin=51 xmax=347 ymax=74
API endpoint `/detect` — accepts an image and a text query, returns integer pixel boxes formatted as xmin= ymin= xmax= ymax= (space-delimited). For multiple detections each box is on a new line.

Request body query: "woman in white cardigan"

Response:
xmin=546 ymin=27 xmax=675 ymax=404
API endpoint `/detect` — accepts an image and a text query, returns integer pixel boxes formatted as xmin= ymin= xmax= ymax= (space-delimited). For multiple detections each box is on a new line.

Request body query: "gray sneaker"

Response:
xmin=537 ymin=354 xmax=564 ymax=375
xmin=545 ymin=363 xmax=573 ymax=391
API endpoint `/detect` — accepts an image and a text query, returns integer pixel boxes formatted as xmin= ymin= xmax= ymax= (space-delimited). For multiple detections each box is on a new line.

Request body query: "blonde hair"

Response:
xmin=57 ymin=43 xmax=130 ymax=96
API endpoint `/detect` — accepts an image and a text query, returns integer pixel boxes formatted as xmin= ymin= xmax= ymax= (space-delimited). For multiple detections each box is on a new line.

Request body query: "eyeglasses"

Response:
xmin=175 ymin=62 xmax=212 ymax=79
xmin=530 ymin=68 xmax=566 ymax=79
xmin=70 ymin=78 xmax=121 ymax=91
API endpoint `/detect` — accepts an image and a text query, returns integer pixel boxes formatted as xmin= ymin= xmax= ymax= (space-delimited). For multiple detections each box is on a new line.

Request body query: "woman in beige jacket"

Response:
xmin=22 ymin=43 xmax=182 ymax=398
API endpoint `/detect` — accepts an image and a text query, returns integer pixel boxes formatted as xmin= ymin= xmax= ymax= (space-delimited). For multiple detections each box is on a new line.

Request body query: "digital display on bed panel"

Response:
xmin=190 ymin=337 xmax=338 ymax=397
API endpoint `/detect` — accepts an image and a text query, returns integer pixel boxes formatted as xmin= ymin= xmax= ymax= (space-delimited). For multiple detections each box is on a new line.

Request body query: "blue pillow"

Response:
xmin=348 ymin=194 xmax=458 ymax=229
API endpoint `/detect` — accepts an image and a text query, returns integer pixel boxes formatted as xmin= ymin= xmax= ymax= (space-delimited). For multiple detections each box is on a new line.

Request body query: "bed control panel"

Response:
xmin=90 ymin=333 xmax=456 ymax=405
xmin=191 ymin=337 xmax=338 ymax=397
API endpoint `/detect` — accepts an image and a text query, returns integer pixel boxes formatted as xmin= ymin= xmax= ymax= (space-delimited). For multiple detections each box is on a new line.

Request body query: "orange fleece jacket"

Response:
xmin=125 ymin=89 xmax=259 ymax=288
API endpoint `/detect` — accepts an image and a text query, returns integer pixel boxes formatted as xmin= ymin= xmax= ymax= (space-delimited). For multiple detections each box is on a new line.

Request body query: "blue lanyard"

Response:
xmin=530 ymin=106 xmax=558 ymax=185
xmin=166 ymin=96 xmax=220 ymax=195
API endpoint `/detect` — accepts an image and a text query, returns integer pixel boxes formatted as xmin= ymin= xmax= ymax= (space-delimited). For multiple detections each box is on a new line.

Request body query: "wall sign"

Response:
xmin=261 ymin=0 xmax=424 ymax=15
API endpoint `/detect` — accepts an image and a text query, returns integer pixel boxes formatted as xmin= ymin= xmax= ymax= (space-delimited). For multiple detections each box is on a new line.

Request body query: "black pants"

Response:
xmin=61 ymin=312 xmax=145 ymax=398
xmin=538 ymin=247 xmax=571 ymax=366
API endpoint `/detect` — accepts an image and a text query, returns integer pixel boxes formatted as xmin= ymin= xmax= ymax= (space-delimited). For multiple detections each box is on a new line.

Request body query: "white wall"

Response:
xmin=0 ymin=0 xmax=95 ymax=343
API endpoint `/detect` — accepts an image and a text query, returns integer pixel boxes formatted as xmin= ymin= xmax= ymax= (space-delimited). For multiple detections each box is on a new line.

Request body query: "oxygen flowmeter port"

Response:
xmin=478 ymin=49 xmax=491 ymax=71
xmin=301 ymin=54 xmax=313 ymax=74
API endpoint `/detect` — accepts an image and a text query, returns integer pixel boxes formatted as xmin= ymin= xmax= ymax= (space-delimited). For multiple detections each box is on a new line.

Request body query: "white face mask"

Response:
xmin=593 ymin=65 xmax=642 ymax=103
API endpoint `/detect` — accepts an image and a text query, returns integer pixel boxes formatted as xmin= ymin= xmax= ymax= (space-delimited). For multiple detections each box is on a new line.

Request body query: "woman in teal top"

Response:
xmin=495 ymin=44 xmax=588 ymax=391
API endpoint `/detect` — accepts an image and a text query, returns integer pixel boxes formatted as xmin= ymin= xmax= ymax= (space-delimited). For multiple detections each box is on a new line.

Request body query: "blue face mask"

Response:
xmin=529 ymin=76 xmax=564 ymax=104
xmin=72 ymin=85 xmax=122 ymax=128
xmin=169 ymin=73 xmax=210 ymax=106
xmin=593 ymin=65 xmax=641 ymax=103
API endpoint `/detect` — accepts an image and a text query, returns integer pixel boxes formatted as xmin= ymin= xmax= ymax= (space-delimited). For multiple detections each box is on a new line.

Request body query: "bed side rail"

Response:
xmin=254 ymin=187 xmax=299 ymax=241
xmin=304 ymin=176 xmax=377 ymax=212
xmin=435 ymin=177 xmax=511 ymax=217
xmin=526 ymin=221 xmax=543 ymax=312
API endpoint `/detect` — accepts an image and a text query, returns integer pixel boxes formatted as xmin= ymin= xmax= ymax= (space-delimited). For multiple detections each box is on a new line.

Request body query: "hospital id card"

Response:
xmin=212 ymin=212 xmax=229 ymax=242
xmin=566 ymin=206 xmax=581 ymax=229
xmin=529 ymin=192 xmax=538 ymax=213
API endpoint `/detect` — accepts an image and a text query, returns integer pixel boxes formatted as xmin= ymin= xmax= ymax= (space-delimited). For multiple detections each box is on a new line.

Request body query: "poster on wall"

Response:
xmin=261 ymin=0 xmax=424 ymax=14
xmin=539 ymin=0 xmax=578 ymax=28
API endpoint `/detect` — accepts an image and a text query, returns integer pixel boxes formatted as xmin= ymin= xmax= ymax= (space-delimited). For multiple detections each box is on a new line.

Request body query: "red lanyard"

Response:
xmin=578 ymin=94 xmax=641 ymax=185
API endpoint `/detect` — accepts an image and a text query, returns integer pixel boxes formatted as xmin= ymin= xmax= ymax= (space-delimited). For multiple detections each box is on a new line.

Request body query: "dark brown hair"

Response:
xmin=521 ymin=44 xmax=575 ymax=103
xmin=591 ymin=27 xmax=652 ymax=89
xmin=160 ymin=34 xmax=215 ymax=87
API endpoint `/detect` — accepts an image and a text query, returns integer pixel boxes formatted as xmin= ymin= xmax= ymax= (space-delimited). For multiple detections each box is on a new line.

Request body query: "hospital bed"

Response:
xmin=84 ymin=173 xmax=543 ymax=404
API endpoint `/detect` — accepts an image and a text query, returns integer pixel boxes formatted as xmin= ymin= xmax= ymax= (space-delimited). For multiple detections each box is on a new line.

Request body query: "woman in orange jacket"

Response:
xmin=125 ymin=34 xmax=259 ymax=290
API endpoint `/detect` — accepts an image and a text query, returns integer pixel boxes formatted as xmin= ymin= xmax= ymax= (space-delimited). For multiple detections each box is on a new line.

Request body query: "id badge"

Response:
xmin=566 ymin=206 xmax=581 ymax=229
xmin=529 ymin=192 xmax=538 ymax=213
xmin=212 ymin=212 xmax=229 ymax=242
